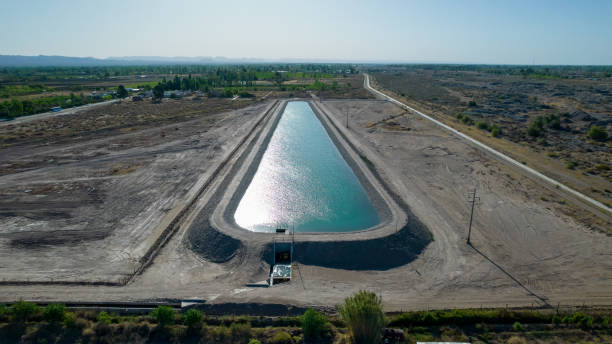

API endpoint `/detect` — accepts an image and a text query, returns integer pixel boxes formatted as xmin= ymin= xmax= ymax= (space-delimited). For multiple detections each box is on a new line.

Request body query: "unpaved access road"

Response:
xmin=0 ymin=98 xmax=609 ymax=312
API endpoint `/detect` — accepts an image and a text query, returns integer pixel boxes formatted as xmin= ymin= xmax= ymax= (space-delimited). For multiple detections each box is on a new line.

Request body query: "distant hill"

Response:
xmin=0 ymin=55 xmax=269 ymax=67
xmin=0 ymin=55 xmax=397 ymax=67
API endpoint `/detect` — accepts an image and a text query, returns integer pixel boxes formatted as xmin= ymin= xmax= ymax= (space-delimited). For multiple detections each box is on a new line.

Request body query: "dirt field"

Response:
xmin=370 ymin=68 xmax=612 ymax=211
xmin=0 ymin=96 xmax=610 ymax=312
xmin=0 ymin=97 xmax=272 ymax=283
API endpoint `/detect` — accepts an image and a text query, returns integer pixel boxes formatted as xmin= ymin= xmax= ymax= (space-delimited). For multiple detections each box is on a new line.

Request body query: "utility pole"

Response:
xmin=345 ymin=107 xmax=349 ymax=128
xmin=467 ymin=189 xmax=479 ymax=244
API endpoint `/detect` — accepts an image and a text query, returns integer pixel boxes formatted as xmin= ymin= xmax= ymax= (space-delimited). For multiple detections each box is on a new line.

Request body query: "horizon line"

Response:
xmin=1 ymin=54 xmax=611 ymax=67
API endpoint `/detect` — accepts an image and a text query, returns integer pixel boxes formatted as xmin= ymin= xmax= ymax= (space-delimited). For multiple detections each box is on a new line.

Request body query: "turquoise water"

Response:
xmin=234 ymin=101 xmax=380 ymax=233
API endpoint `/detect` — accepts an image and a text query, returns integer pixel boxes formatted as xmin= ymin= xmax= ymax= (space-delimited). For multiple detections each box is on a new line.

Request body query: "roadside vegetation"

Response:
xmin=0 ymin=294 xmax=610 ymax=344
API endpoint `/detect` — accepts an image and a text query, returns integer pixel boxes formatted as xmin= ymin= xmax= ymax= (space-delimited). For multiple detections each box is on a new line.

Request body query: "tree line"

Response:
xmin=0 ymin=93 xmax=105 ymax=118
xmin=0 ymin=64 xmax=357 ymax=83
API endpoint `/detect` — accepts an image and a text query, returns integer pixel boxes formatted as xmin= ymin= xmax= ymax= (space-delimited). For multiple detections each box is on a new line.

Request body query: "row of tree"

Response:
xmin=0 ymin=93 xmax=103 ymax=118
xmin=0 ymin=64 xmax=357 ymax=83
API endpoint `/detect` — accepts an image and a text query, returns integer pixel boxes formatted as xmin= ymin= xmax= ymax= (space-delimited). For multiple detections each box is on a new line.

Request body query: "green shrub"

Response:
xmin=468 ymin=100 xmax=477 ymax=107
xmin=338 ymin=290 xmax=385 ymax=344
xmin=10 ymin=299 xmax=39 ymax=322
xmin=545 ymin=114 xmax=561 ymax=129
xmin=270 ymin=331 xmax=293 ymax=344
xmin=301 ymin=308 xmax=329 ymax=341
xmin=42 ymin=303 xmax=66 ymax=323
xmin=63 ymin=312 xmax=77 ymax=328
xmin=551 ymin=314 xmax=561 ymax=325
xmin=183 ymin=308 xmax=203 ymax=329
xmin=476 ymin=121 xmax=489 ymax=130
xmin=421 ymin=311 xmax=439 ymax=324
xmin=152 ymin=306 xmax=175 ymax=327
xmin=588 ymin=125 xmax=608 ymax=141
xmin=527 ymin=118 xmax=544 ymax=137
xmin=566 ymin=161 xmax=577 ymax=170
xmin=388 ymin=309 xmax=548 ymax=327
xmin=602 ymin=315 xmax=610 ymax=327
xmin=562 ymin=312 xmax=594 ymax=328
xmin=248 ymin=339 xmax=262 ymax=344
xmin=512 ymin=321 xmax=524 ymax=331
xmin=461 ymin=115 xmax=474 ymax=125
xmin=490 ymin=125 xmax=501 ymax=137
xmin=97 ymin=311 xmax=112 ymax=324
xmin=585 ymin=316 xmax=594 ymax=328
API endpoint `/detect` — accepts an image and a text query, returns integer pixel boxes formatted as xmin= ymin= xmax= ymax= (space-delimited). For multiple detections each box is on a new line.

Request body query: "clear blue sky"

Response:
xmin=1 ymin=0 xmax=611 ymax=65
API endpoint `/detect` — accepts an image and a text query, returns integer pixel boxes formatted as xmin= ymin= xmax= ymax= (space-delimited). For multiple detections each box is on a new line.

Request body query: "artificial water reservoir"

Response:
xmin=234 ymin=101 xmax=380 ymax=233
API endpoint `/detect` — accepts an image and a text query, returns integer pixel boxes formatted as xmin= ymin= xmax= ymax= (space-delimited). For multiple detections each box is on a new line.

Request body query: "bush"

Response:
xmin=301 ymin=308 xmax=329 ymax=341
xmin=588 ymin=125 xmax=608 ymax=141
xmin=67 ymin=314 xmax=89 ymax=330
xmin=468 ymin=100 xmax=477 ymax=107
xmin=388 ymin=309 xmax=549 ymax=327
xmin=42 ymin=303 xmax=66 ymax=323
xmin=183 ymin=308 xmax=203 ymax=329
xmin=461 ymin=115 xmax=474 ymax=125
xmin=512 ymin=321 xmax=524 ymax=331
xmin=545 ymin=114 xmax=561 ymax=130
xmin=11 ymin=299 xmax=39 ymax=322
xmin=527 ymin=118 xmax=544 ymax=137
xmin=490 ymin=124 xmax=501 ymax=137
xmin=476 ymin=121 xmax=489 ymax=130
xmin=230 ymin=322 xmax=252 ymax=343
xmin=566 ymin=161 xmax=577 ymax=170
xmin=248 ymin=340 xmax=262 ymax=344
xmin=338 ymin=290 xmax=385 ymax=344
xmin=270 ymin=331 xmax=293 ymax=344
xmin=97 ymin=311 xmax=112 ymax=324
xmin=152 ymin=306 xmax=175 ymax=327
xmin=562 ymin=312 xmax=593 ymax=328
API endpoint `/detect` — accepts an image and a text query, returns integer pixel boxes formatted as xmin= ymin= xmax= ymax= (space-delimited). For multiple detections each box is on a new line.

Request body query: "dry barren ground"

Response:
xmin=0 ymin=98 xmax=271 ymax=283
xmin=0 ymin=98 xmax=609 ymax=312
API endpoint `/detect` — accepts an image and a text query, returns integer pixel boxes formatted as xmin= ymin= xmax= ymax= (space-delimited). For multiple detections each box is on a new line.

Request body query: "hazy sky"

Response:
xmin=1 ymin=0 xmax=611 ymax=64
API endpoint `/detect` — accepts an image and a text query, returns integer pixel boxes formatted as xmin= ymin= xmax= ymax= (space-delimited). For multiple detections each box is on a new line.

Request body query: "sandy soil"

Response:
xmin=0 ymin=98 xmax=609 ymax=312
xmin=0 ymin=99 xmax=274 ymax=283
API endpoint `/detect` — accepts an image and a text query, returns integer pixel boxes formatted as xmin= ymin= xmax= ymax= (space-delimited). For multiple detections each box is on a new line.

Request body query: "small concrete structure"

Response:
xmin=270 ymin=235 xmax=293 ymax=286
